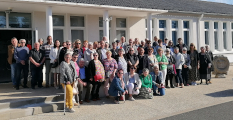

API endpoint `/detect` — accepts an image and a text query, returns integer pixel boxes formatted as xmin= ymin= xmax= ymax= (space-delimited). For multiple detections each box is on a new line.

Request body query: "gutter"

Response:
xmin=169 ymin=10 xmax=233 ymax=17
xmin=14 ymin=0 xmax=168 ymax=13
xmin=197 ymin=14 xmax=204 ymax=51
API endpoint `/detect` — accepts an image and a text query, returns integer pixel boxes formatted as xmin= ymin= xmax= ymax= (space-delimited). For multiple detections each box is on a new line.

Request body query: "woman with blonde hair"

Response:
xmin=82 ymin=40 xmax=88 ymax=53
xmin=93 ymin=41 xmax=99 ymax=50
xmin=187 ymin=43 xmax=199 ymax=86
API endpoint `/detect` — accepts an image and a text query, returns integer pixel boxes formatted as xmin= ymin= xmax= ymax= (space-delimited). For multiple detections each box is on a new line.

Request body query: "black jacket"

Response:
xmin=58 ymin=47 xmax=67 ymax=65
xmin=137 ymin=54 xmax=149 ymax=71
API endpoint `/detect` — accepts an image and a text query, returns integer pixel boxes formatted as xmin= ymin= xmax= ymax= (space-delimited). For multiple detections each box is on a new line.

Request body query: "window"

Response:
xmin=99 ymin=17 xmax=111 ymax=27
xmin=71 ymin=30 xmax=84 ymax=43
xmin=172 ymin=31 xmax=177 ymax=45
xmin=159 ymin=20 xmax=166 ymax=28
xmin=9 ymin=12 xmax=31 ymax=28
xmin=214 ymin=31 xmax=218 ymax=49
xmin=172 ymin=21 xmax=178 ymax=28
xmin=223 ymin=31 xmax=227 ymax=49
xmin=214 ymin=22 xmax=218 ymax=29
xmin=183 ymin=21 xmax=189 ymax=29
xmin=159 ymin=31 xmax=166 ymax=41
xmin=53 ymin=30 xmax=63 ymax=42
xmin=116 ymin=30 xmax=126 ymax=40
xmin=0 ymin=12 xmax=6 ymax=28
xmin=223 ymin=22 xmax=227 ymax=29
xmin=116 ymin=18 xmax=126 ymax=28
xmin=53 ymin=15 xmax=64 ymax=26
xmin=184 ymin=31 xmax=189 ymax=45
xmin=205 ymin=22 xmax=209 ymax=29
xmin=70 ymin=16 xmax=84 ymax=27
xmin=205 ymin=31 xmax=209 ymax=45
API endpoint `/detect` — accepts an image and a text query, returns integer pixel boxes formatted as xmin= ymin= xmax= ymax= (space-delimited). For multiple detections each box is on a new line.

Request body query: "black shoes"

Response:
xmin=23 ymin=85 xmax=29 ymax=88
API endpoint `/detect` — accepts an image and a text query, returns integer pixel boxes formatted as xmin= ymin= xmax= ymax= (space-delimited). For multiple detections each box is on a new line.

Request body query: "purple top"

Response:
xmin=102 ymin=58 xmax=118 ymax=74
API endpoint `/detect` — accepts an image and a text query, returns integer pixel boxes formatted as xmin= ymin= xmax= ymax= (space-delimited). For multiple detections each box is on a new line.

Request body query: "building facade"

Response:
xmin=0 ymin=0 xmax=232 ymax=81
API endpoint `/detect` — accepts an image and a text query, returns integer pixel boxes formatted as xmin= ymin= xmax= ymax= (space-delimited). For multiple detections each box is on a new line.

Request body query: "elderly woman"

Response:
xmin=59 ymin=40 xmax=73 ymax=64
xmin=71 ymin=53 xmax=80 ymax=106
xmin=147 ymin=47 xmax=158 ymax=73
xmin=84 ymin=42 xmax=96 ymax=66
xmin=124 ymin=65 xmax=141 ymax=101
xmin=166 ymin=40 xmax=174 ymax=55
xmin=109 ymin=69 xmax=128 ymax=104
xmin=82 ymin=40 xmax=88 ymax=53
xmin=187 ymin=43 xmax=199 ymax=86
xmin=103 ymin=51 xmax=118 ymax=98
xmin=73 ymin=39 xmax=83 ymax=63
xmin=199 ymin=46 xmax=211 ymax=85
xmin=49 ymin=39 xmax=61 ymax=89
xmin=88 ymin=52 xmax=105 ymax=101
xmin=105 ymin=42 xmax=110 ymax=50
xmin=117 ymin=49 xmax=128 ymax=74
xmin=205 ymin=45 xmax=213 ymax=84
xmin=110 ymin=42 xmax=118 ymax=59
xmin=165 ymin=48 xmax=176 ymax=88
xmin=182 ymin=47 xmax=191 ymax=86
xmin=60 ymin=53 xmax=77 ymax=113
xmin=173 ymin=47 xmax=185 ymax=88
xmin=156 ymin=48 xmax=168 ymax=85
xmin=139 ymin=68 xmax=153 ymax=99
xmin=151 ymin=65 xmax=163 ymax=96
xmin=93 ymin=41 xmax=99 ymax=50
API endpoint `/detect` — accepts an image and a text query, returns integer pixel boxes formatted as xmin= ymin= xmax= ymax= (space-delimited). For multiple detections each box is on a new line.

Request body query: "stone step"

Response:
xmin=0 ymin=101 xmax=65 ymax=120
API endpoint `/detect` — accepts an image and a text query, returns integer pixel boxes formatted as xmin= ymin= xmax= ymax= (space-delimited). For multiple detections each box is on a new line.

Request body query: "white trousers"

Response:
xmin=161 ymin=69 xmax=167 ymax=85
xmin=127 ymin=83 xmax=139 ymax=95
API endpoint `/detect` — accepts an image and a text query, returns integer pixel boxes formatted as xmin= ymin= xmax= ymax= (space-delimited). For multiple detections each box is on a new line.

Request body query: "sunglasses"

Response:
xmin=130 ymin=50 xmax=134 ymax=51
xmin=76 ymin=43 xmax=81 ymax=44
xmin=73 ymin=57 xmax=78 ymax=58
xmin=93 ymin=55 xmax=98 ymax=56
xmin=67 ymin=44 xmax=71 ymax=45
xmin=130 ymin=68 xmax=135 ymax=69
xmin=148 ymin=43 xmax=151 ymax=44
xmin=190 ymin=45 xmax=194 ymax=46
xmin=166 ymin=51 xmax=170 ymax=52
xmin=119 ymin=73 xmax=124 ymax=74
xmin=21 ymin=42 xmax=26 ymax=43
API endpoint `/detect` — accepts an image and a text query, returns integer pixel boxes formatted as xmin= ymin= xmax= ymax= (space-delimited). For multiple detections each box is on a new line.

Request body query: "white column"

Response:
xmin=178 ymin=19 xmax=183 ymax=38
xmin=226 ymin=21 xmax=232 ymax=51
xmin=147 ymin=13 xmax=153 ymax=41
xmin=166 ymin=19 xmax=172 ymax=40
xmin=153 ymin=18 xmax=159 ymax=38
xmin=110 ymin=16 xmax=116 ymax=42
xmin=64 ymin=14 xmax=70 ymax=41
xmin=103 ymin=10 xmax=109 ymax=43
xmin=189 ymin=20 xmax=194 ymax=46
xmin=46 ymin=6 xmax=53 ymax=38
xmin=209 ymin=21 xmax=215 ymax=52
xmin=218 ymin=21 xmax=224 ymax=51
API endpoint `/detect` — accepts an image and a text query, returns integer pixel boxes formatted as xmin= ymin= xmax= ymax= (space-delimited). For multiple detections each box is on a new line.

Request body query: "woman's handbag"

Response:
xmin=94 ymin=74 xmax=102 ymax=82
xmin=51 ymin=62 xmax=58 ymax=68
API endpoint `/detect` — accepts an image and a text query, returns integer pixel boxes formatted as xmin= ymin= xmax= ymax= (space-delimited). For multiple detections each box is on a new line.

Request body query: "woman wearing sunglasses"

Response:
xmin=124 ymin=65 xmax=141 ymax=101
xmin=58 ymin=40 xmax=74 ymax=65
xmin=187 ymin=43 xmax=200 ymax=86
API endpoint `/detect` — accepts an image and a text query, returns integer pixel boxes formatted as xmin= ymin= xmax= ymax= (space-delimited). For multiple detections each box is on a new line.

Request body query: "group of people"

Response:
xmin=8 ymin=35 xmax=214 ymax=112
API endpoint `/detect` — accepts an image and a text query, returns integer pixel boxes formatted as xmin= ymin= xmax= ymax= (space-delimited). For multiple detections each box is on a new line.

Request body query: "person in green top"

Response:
xmin=139 ymin=68 xmax=153 ymax=99
xmin=156 ymin=48 xmax=168 ymax=85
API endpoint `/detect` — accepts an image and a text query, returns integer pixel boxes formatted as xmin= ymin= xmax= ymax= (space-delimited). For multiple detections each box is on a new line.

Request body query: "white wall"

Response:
xmin=33 ymin=11 xmax=47 ymax=41
xmin=128 ymin=17 xmax=146 ymax=41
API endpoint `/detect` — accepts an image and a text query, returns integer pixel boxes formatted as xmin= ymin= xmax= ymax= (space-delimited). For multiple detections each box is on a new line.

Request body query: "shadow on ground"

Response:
xmin=205 ymin=89 xmax=233 ymax=97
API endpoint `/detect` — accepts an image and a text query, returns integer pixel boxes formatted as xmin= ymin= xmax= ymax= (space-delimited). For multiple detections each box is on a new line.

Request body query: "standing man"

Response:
xmin=137 ymin=47 xmax=149 ymax=75
xmin=153 ymin=36 xmax=159 ymax=47
xmin=42 ymin=36 xmax=54 ymax=88
xmin=96 ymin=40 xmax=107 ymax=61
xmin=126 ymin=47 xmax=139 ymax=72
xmin=8 ymin=37 xmax=19 ymax=88
xmin=176 ymin=38 xmax=187 ymax=53
xmin=163 ymin=38 xmax=169 ymax=46
xmin=126 ymin=38 xmax=138 ymax=55
xmin=14 ymin=39 xmax=29 ymax=90
xmin=29 ymin=42 xmax=45 ymax=89
xmin=120 ymin=36 xmax=128 ymax=52
xmin=38 ymin=38 xmax=44 ymax=49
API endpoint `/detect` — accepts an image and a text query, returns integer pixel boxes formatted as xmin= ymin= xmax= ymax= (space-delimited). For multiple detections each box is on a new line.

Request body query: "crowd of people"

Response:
xmin=8 ymin=35 xmax=214 ymax=112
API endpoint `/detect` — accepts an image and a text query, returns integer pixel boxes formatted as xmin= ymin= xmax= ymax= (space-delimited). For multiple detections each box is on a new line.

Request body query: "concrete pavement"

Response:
xmin=12 ymin=66 xmax=233 ymax=120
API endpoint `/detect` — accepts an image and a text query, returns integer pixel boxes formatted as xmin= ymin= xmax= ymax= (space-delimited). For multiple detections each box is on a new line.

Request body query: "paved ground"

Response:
xmin=10 ymin=66 xmax=233 ymax=120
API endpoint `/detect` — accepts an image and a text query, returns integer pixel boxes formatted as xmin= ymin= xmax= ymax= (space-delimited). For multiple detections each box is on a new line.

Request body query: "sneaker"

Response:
xmin=114 ymin=100 xmax=119 ymax=104
xmin=194 ymin=82 xmax=197 ymax=86
xmin=129 ymin=97 xmax=135 ymax=101
xmin=79 ymin=101 xmax=83 ymax=104
xmin=68 ymin=108 xmax=75 ymax=113
xmin=74 ymin=103 xmax=79 ymax=106
xmin=186 ymin=84 xmax=189 ymax=86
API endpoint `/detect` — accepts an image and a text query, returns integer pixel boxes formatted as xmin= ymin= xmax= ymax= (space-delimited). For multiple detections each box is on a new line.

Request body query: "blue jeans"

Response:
xmin=31 ymin=67 xmax=43 ymax=88
xmin=152 ymin=84 xmax=158 ymax=93
xmin=15 ymin=63 xmax=29 ymax=87
xmin=175 ymin=69 xmax=183 ymax=84
xmin=10 ymin=63 xmax=17 ymax=85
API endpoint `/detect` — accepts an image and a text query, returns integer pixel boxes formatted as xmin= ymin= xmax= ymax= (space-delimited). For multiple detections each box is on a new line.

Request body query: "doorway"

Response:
xmin=0 ymin=30 xmax=32 ymax=83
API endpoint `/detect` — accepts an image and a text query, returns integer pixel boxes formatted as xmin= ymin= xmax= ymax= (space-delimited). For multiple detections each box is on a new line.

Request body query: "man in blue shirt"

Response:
xmin=14 ymin=39 xmax=29 ymax=90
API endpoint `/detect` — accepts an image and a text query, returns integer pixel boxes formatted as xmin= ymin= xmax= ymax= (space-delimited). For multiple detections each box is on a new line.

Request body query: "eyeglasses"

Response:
xmin=21 ymin=42 xmax=26 ymax=43
xmin=190 ymin=45 xmax=194 ymax=46
xmin=130 ymin=68 xmax=135 ymax=69
xmin=130 ymin=50 xmax=134 ymax=51
xmin=67 ymin=44 xmax=71 ymax=45
xmin=119 ymin=73 xmax=124 ymax=74
xmin=166 ymin=51 xmax=169 ymax=52
xmin=76 ymin=43 xmax=81 ymax=44
xmin=148 ymin=43 xmax=151 ymax=44
xmin=73 ymin=57 xmax=78 ymax=58
xmin=93 ymin=55 xmax=98 ymax=56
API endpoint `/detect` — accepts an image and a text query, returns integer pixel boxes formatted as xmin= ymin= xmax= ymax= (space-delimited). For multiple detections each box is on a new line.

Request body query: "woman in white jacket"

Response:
xmin=84 ymin=42 xmax=96 ymax=66
xmin=124 ymin=65 xmax=142 ymax=101
xmin=49 ymin=40 xmax=61 ymax=89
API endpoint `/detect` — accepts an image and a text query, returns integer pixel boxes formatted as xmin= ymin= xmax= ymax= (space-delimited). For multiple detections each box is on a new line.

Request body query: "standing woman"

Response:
xmin=103 ymin=51 xmax=118 ymax=98
xmin=116 ymin=49 xmax=128 ymax=75
xmin=199 ymin=47 xmax=211 ymax=85
xmin=88 ymin=52 xmax=105 ymax=101
xmin=49 ymin=39 xmax=61 ymax=89
xmin=205 ymin=45 xmax=213 ymax=84
xmin=165 ymin=48 xmax=176 ymax=88
xmin=93 ymin=41 xmax=99 ymax=50
xmin=60 ymin=53 xmax=77 ymax=113
xmin=73 ymin=39 xmax=83 ymax=63
xmin=182 ymin=47 xmax=191 ymax=86
xmin=147 ymin=48 xmax=158 ymax=74
xmin=156 ymin=48 xmax=168 ymax=85
xmin=84 ymin=42 xmax=96 ymax=66
xmin=166 ymin=40 xmax=174 ymax=55
xmin=82 ymin=40 xmax=88 ymax=54
xmin=59 ymin=40 xmax=73 ymax=64
xmin=187 ymin=43 xmax=199 ymax=86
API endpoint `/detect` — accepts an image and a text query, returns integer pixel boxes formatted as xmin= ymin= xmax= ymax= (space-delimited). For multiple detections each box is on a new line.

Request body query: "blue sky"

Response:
xmin=202 ymin=0 xmax=233 ymax=5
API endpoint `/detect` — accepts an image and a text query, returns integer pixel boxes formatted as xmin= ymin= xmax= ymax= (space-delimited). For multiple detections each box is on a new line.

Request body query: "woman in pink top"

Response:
xmin=71 ymin=52 xmax=80 ymax=106
xmin=72 ymin=53 xmax=80 ymax=77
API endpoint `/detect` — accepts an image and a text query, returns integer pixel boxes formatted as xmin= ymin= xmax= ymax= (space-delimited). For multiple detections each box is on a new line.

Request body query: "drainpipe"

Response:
xmin=197 ymin=14 xmax=204 ymax=51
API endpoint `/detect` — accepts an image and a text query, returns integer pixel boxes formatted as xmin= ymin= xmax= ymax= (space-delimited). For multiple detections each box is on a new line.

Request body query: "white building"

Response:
xmin=0 ymin=0 xmax=232 ymax=81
